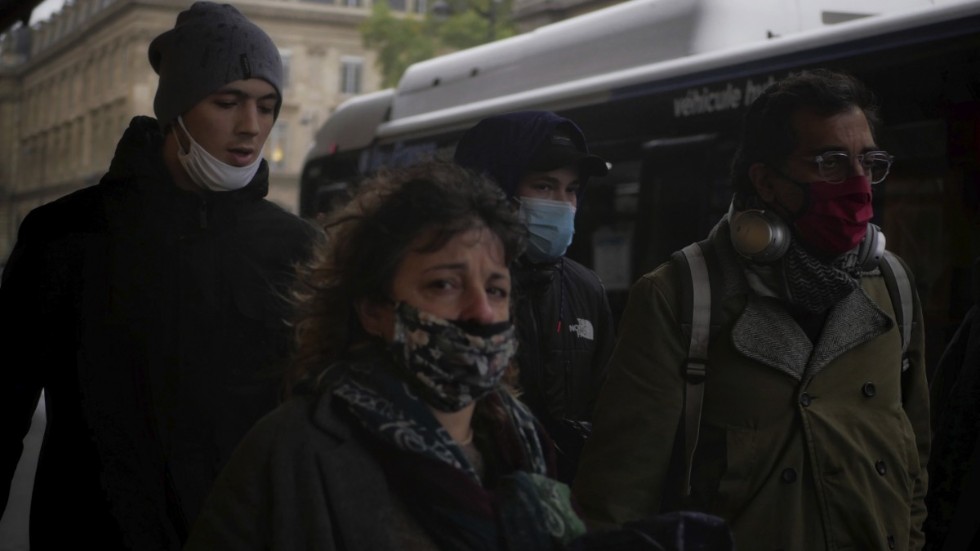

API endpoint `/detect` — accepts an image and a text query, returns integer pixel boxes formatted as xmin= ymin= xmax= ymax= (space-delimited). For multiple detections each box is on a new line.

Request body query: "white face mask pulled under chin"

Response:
xmin=174 ymin=116 xmax=261 ymax=192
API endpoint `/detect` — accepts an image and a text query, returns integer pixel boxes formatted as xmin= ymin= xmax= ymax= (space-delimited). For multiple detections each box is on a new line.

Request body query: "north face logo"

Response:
xmin=569 ymin=318 xmax=594 ymax=340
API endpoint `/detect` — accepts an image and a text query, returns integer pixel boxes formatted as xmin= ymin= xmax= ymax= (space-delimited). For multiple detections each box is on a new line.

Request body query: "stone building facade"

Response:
xmin=0 ymin=0 xmax=393 ymax=263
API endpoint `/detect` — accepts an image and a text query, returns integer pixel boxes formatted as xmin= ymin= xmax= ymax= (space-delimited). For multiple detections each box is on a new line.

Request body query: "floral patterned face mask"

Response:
xmin=388 ymin=302 xmax=518 ymax=412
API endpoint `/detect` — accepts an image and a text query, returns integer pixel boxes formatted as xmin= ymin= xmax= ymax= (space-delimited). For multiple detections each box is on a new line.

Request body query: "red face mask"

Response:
xmin=792 ymin=174 xmax=873 ymax=257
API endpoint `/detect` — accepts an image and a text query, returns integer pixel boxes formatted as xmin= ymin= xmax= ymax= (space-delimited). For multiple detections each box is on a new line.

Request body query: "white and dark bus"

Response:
xmin=299 ymin=0 xmax=980 ymax=372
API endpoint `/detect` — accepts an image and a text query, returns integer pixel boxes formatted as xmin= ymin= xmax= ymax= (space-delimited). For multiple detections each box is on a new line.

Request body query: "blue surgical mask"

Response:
xmin=519 ymin=197 xmax=576 ymax=263
xmin=174 ymin=116 xmax=261 ymax=192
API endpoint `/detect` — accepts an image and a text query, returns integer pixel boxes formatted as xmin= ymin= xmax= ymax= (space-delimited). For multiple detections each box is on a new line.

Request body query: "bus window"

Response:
xmin=298 ymin=153 xmax=361 ymax=219
xmin=878 ymin=106 xmax=980 ymax=378
xmin=312 ymin=182 xmax=352 ymax=226
xmin=577 ymin=164 xmax=643 ymax=326
xmin=633 ymin=134 xmax=732 ymax=279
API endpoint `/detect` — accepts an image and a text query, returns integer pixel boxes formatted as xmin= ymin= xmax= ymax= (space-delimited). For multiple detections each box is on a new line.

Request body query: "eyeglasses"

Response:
xmin=806 ymin=150 xmax=895 ymax=185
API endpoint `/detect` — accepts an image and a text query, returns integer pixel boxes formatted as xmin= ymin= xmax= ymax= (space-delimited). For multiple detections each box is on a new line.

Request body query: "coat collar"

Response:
xmin=303 ymin=391 xmax=402 ymax=550
xmin=732 ymin=288 xmax=892 ymax=380
xmin=709 ymin=218 xmax=893 ymax=380
xmin=310 ymin=390 xmax=355 ymax=442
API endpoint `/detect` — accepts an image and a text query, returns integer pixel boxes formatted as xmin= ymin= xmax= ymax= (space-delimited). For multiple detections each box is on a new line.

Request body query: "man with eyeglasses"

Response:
xmin=574 ymin=69 xmax=930 ymax=550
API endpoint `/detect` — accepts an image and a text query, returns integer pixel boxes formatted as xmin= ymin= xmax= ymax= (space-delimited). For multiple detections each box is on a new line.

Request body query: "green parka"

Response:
xmin=573 ymin=220 xmax=930 ymax=551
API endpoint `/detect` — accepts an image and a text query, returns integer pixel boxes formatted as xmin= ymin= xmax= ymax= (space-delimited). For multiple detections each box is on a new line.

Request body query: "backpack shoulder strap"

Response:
xmin=879 ymin=250 xmax=913 ymax=372
xmin=673 ymin=242 xmax=712 ymax=497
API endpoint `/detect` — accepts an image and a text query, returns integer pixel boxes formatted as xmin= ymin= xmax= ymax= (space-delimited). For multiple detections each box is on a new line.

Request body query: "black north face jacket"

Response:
xmin=453 ymin=110 xmax=616 ymax=483
xmin=0 ymin=116 xmax=318 ymax=550
xmin=512 ymin=255 xmax=615 ymax=481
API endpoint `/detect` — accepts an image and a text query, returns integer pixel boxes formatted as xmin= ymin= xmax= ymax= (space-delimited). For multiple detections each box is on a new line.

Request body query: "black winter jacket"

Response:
xmin=0 ymin=116 xmax=318 ymax=551
xmin=512 ymin=255 xmax=615 ymax=481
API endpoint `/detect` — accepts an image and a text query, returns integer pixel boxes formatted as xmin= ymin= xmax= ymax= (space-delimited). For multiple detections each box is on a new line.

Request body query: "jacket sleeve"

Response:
xmin=572 ymin=265 xmax=687 ymax=529
xmin=0 ymin=211 xmax=49 ymax=515
xmin=901 ymin=261 xmax=930 ymax=551
xmin=587 ymin=279 xmax=617 ymax=418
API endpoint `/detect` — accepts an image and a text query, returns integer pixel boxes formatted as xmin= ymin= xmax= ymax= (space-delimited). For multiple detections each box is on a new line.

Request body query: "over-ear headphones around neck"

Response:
xmin=855 ymin=222 xmax=886 ymax=271
xmin=728 ymin=194 xmax=791 ymax=264
xmin=727 ymin=194 xmax=885 ymax=271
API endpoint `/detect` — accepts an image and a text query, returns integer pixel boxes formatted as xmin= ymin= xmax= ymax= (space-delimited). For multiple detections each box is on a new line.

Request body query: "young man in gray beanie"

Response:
xmin=0 ymin=3 xmax=318 ymax=550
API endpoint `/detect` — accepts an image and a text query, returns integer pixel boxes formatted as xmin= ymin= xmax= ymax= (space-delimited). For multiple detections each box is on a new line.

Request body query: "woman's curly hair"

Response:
xmin=287 ymin=160 xmax=527 ymax=393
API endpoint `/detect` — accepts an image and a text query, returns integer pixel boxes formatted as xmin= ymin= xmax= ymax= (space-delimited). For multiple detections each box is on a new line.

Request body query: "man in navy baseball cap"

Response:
xmin=454 ymin=110 xmax=614 ymax=483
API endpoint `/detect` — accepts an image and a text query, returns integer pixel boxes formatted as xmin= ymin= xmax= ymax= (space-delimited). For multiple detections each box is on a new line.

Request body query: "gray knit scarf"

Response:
xmin=781 ymin=240 xmax=860 ymax=314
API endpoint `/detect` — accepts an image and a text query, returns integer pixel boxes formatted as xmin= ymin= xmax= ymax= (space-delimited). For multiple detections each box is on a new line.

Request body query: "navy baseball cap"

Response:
xmin=454 ymin=111 xmax=609 ymax=198
xmin=527 ymin=126 xmax=609 ymax=177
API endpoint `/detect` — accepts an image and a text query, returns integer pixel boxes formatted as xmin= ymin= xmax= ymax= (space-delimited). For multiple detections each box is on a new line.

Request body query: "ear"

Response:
xmin=748 ymin=162 xmax=776 ymax=203
xmin=355 ymin=298 xmax=392 ymax=340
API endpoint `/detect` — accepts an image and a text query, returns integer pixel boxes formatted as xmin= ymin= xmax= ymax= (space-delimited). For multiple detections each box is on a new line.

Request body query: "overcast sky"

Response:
xmin=30 ymin=0 xmax=66 ymax=25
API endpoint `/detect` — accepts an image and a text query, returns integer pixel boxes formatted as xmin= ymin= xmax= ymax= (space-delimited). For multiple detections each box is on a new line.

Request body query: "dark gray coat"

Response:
xmin=185 ymin=394 xmax=399 ymax=551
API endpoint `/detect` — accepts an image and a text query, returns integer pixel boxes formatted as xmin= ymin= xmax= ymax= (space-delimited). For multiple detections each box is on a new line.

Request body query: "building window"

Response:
xmin=414 ymin=0 xmax=427 ymax=14
xmin=279 ymin=48 xmax=292 ymax=88
xmin=267 ymin=121 xmax=288 ymax=171
xmin=342 ymin=0 xmax=362 ymax=7
xmin=340 ymin=56 xmax=362 ymax=95
xmin=388 ymin=0 xmax=407 ymax=11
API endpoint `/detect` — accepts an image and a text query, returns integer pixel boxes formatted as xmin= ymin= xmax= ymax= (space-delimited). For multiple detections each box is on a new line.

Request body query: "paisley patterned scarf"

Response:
xmin=333 ymin=356 xmax=585 ymax=550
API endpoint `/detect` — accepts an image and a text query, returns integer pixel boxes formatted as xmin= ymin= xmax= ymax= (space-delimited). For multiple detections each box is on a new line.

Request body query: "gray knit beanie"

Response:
xmin=148 ymin=1 xmax=283 ymax=127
